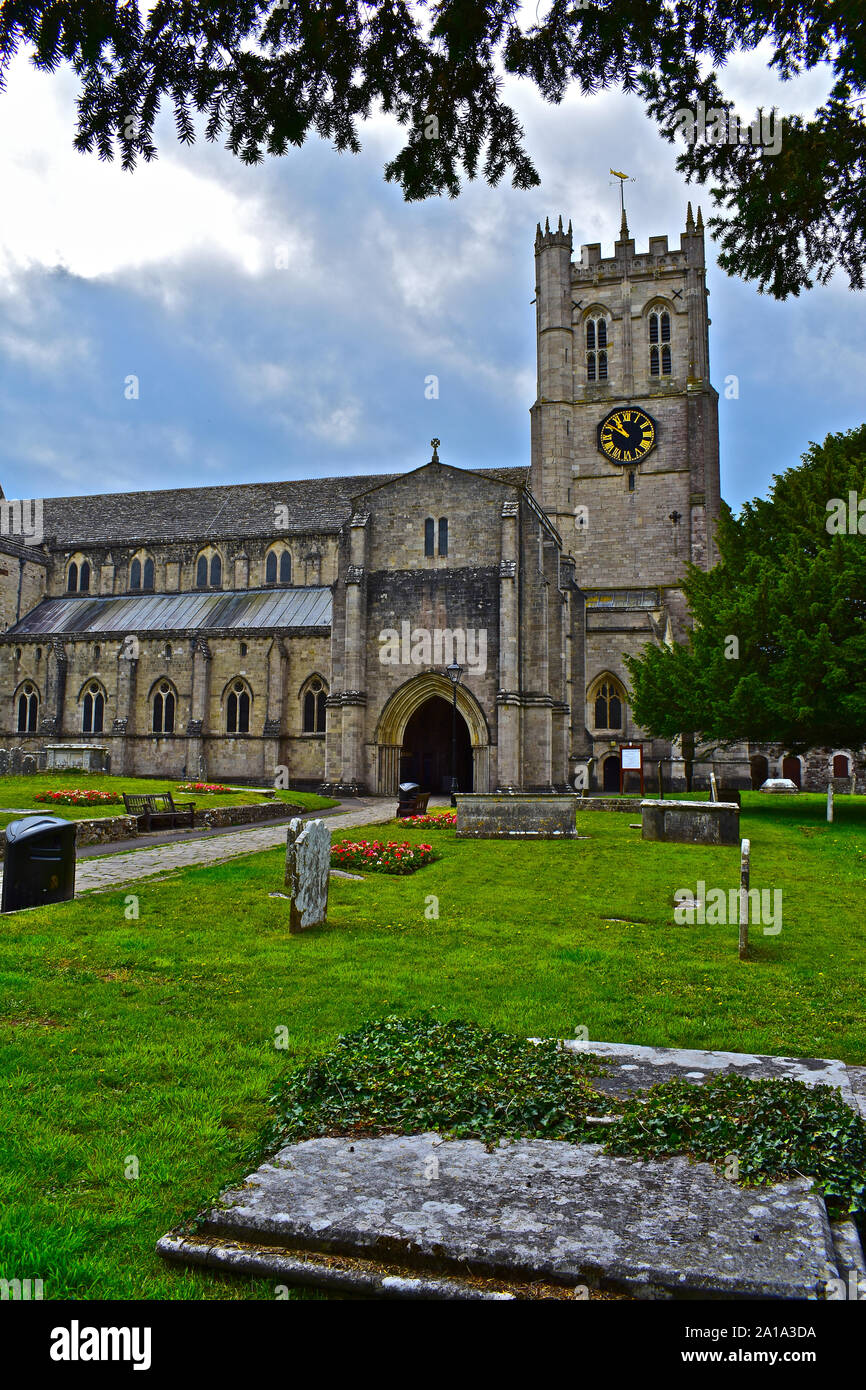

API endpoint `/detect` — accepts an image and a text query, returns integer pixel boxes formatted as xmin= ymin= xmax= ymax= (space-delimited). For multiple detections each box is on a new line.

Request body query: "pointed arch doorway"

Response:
xmin=400 ymin=696 xmax=472 ymax=793
xmin=375 ymin=673 xmax=490 ymax=795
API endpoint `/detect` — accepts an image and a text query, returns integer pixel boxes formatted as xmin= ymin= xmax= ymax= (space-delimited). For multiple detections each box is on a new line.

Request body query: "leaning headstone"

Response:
xmin=284 ymin=818 xmax=330 ymax=933
xmin=738 ymin=838 xmax=751 ymax=961
xmin=0 ymin=749 xmax=7 ymax=775
xmin=827 ymin=783 xmax=834 ymax=823
xmin=21 ymin=754 xmax=37 ymax=776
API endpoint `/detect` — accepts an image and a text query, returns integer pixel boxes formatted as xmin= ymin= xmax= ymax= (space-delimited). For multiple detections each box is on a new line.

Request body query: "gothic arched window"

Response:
xmin=17 ymin=683 xmax=39 ymax=733
xmin=82 ymin=681 xmax=105 ymax=734
xmin=67 ymin=562 xmax=78 ymax=592
xmin=586 ymin=315 xmax=608 ymax=382
xmin=424 ymin=518 xmax=435 ymax=557
xmin=265 ymin=548 xmax=292 ymax=584
xmin=143 ymin=557 xmax=155 ymax=590
xmin=210 ymin=553 xmax=222 ymax=587
xmin=196 ymin=554 xmax=208 ymax=588
xmin=592 ymin=676 xmax=625 ymax=731
xmin=130 ymin=558 xmax=142 ymax=590
xmin=226 ymin=680 xmax=251 ymax=735
xmin=152 ymin=681 xmax=176 ymax=734
xmin=79 ymin=561 xmax=91 ymax=591
xmin=301 ymin=676 xmax=327 ymax=733
xmin=649 ymin=310 xmax=672 ymax=376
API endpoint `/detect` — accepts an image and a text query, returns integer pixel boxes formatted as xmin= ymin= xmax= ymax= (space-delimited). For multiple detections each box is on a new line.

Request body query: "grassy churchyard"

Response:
xmin=0 ymin=773 xmax=336 ymax=828
xmin=0 ymin=791 xmax=863 ymax=1298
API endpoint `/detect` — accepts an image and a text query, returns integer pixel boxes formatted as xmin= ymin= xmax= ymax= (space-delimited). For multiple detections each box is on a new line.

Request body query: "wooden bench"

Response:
xmin=396 ymin=790 xmax=432 ymax=818
xmin=122 ymin=791 xmax=196 ymax=832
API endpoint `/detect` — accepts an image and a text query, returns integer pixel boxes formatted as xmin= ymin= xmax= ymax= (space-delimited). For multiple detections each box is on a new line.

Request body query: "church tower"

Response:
xmin=529 ymin=206 xmax=720 ymax=590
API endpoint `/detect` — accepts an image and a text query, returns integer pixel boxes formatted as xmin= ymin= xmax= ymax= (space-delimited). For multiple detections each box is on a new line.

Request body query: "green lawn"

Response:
xmin=0 ymin=791 xmax=863 ymax=1299
xmin=0 ymin=773 xmax=337 ymax=827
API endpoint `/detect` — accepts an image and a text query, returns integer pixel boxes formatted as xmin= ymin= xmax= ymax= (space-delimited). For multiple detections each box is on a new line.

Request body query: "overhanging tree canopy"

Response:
xmin=625 ymin=424 xmax=866 ymax=755
xmin=0 ymin=1 xmax=864 ymax=298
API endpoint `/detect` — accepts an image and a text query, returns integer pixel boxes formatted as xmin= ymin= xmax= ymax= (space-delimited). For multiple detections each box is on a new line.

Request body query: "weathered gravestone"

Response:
xmin=641 ymin=799 xmax=740 ymax=846
xmin=10 ymin=748 xmax=22 ymax=774
xmin=0 ymin=749 xmax=8 ymax=775
xmin=21 ymin=755 xmax=37 ymax=776
xmin=284 ymin=818 xmax=330 ymax=933
xmin=455 ymin=793 xmax=578 ymax=839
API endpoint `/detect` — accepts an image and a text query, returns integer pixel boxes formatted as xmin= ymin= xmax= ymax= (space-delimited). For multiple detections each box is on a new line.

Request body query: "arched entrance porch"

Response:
xmin=375 ymin=674 xmax=491 ymax=795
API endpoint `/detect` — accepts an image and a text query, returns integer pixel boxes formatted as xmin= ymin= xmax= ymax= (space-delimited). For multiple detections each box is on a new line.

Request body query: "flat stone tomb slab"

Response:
xmin=562 ymin=1040 xmax=859 ymax=1110
xmin=455 ymin=793 xmax=578 ymax=839
xmin=160 ymin=1132 xmax=843 ymax=1300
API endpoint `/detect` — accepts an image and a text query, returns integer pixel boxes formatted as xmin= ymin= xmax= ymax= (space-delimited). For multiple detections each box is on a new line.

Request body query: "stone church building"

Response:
xmin=1 ymin=208 xmax=856 ymax=794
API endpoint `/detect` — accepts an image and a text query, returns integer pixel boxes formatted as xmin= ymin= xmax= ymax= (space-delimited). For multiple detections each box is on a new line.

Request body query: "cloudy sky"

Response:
xmin=0 ymin=32 xmax=862 ymax=516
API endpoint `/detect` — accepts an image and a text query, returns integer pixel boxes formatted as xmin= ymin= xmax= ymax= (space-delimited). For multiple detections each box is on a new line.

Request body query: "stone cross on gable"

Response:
xmin=430 ymin=438 xmax=440 ymax=464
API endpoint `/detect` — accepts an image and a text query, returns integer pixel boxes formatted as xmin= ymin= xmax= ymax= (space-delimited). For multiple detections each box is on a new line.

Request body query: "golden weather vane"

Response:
xmin=609 ymin=168 xmax=635 ymax=237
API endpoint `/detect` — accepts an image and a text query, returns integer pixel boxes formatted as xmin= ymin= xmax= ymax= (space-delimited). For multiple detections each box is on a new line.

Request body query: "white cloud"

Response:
xmin=0 ymin=56 xmax=307 ymax=286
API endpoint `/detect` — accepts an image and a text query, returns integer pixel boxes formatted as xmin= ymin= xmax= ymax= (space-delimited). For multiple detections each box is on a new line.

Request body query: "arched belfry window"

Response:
xmin=152 ymin=680 xmax=176 ymax=734
xmin=226 ymin=679 xmax=251 ymax=735
xmin=649 ymin=309 xmax=672 ymax=377
xmin=301 ymin=676 xmax=327 ymax=734
xmin=82 ymin=681 xmax=105 ymax=734
xmin=17 ymin=683 xmax=39 ymax=733
xmin=586 ymin=314 xmax=608 ymax=382
xmin=591 ymin=674 xmax=626 ymax=731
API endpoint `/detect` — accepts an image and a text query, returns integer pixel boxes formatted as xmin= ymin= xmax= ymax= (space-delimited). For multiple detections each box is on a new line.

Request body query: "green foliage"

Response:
xmin=0 ymin=2 xmax=863 ymax=295
xmin=608 ymin=1073 xmax=866 ymax=1222
xmin=264 ymin=1013 xmax=610 ymax=1151
xmin=626 ymin=424 xmax=866 ymax=753
xmin=266 ymin=1015 xmax=866 ymax=1223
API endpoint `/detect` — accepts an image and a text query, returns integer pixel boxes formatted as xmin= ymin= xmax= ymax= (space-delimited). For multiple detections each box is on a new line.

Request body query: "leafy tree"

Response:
xmin=625 ymin=424 xmax=866 ymax=755
xmin=0 ymin=1 xmax=863 ymax=298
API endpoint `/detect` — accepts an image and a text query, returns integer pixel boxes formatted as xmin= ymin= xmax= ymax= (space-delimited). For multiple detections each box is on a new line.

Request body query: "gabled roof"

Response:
xmin=36 ymin=466 xmax=531 ymax=549
xmin=7 ymin=588 xmax=332 ymax=637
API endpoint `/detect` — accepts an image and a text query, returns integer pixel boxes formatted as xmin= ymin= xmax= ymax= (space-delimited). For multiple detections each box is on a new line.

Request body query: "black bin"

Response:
xmin=396 ymin=781 xmax=420 ymax=818
xmin=1 ymin=816 xmax=76 ymax=913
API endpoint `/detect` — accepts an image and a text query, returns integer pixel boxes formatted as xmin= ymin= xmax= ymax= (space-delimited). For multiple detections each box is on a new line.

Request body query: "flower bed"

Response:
xmin=331 ymin=839 xmax=436 ymax=875
xmin=33 ymin=789 xmax=121 ymax=806
xmin=402 ymin=811 xmax=456 ymax=827
xmin=175 ymin=782 xmax=234 ymax=794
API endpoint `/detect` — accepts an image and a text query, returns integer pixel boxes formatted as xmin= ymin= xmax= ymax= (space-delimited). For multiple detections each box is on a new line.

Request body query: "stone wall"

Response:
xmin=0 ymin=799 xmax=305 ymax=851
xmin=1 ymin=550 xmax=48 ymax=633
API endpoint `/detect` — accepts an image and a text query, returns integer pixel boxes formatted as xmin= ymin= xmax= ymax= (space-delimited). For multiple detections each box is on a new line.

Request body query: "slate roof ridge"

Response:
xmin=32 ymin=464 xmax=531 ymax=549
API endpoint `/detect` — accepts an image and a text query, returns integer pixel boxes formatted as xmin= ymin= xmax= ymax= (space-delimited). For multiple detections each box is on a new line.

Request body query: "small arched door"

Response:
xmin=602 ymin=754 xmax=620 ymax=792
xmin=750 ymin=754 xmax=769 ymax=790
xmin=781 ymin=755 xmax=801 ymax=788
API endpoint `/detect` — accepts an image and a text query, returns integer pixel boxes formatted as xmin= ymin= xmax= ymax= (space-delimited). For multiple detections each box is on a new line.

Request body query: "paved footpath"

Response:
xmin=5 ymin=797 xmax=446 ymax=898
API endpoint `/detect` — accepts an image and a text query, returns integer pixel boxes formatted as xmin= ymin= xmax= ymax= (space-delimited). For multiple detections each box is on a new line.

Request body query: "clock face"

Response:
xmin=597 ymin=407 xmax=656 ymax=465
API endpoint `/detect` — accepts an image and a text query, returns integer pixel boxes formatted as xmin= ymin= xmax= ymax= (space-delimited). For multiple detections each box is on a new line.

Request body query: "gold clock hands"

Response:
xmin=609 ymin=422 xmax=630 ymax=438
